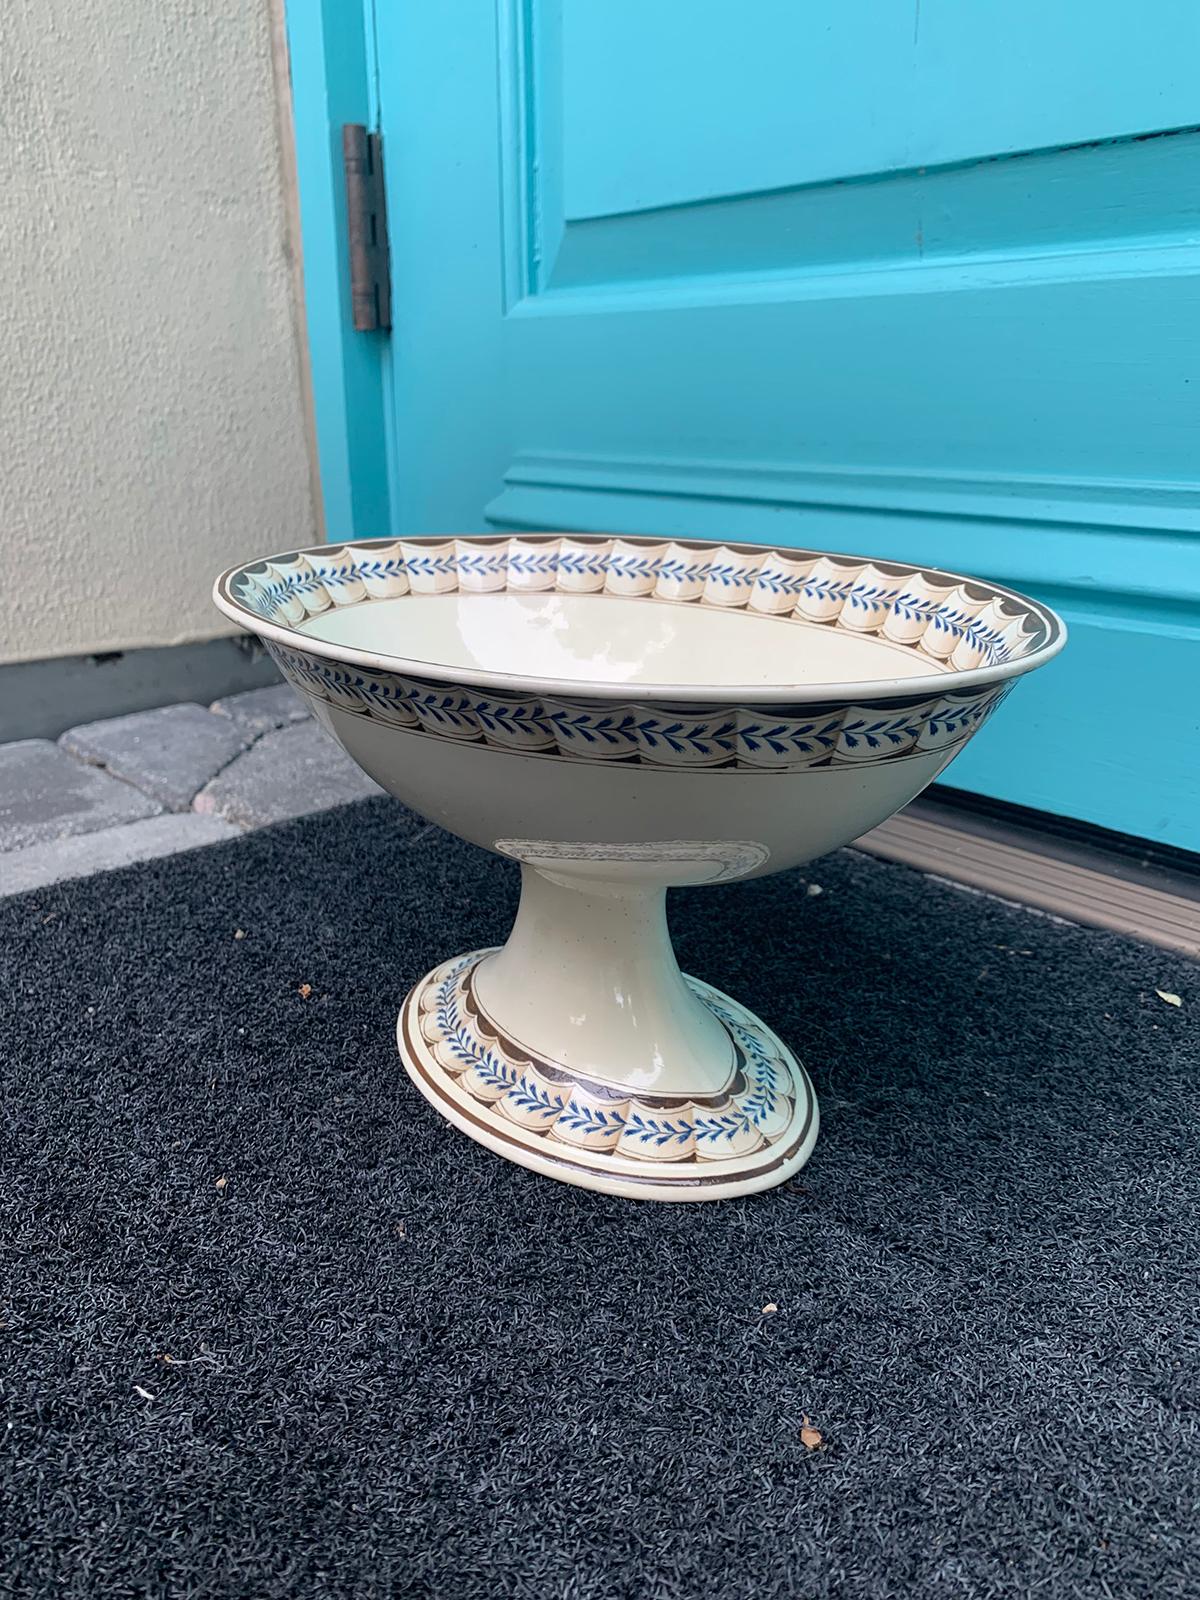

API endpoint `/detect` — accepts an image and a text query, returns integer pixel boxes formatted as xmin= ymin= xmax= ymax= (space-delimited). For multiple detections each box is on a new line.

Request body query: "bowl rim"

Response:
xmin=213 ymin=532 xmax=1067 ymax=705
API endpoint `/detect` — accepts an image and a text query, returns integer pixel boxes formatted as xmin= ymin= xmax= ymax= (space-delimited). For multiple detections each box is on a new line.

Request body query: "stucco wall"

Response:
xmin=0 ymin=0 xmax=318 ymax=664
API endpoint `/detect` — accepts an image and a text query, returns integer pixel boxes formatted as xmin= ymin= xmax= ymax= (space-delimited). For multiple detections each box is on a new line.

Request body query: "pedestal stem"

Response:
xmin=471 ymin=864 xmax=734 ymax=1097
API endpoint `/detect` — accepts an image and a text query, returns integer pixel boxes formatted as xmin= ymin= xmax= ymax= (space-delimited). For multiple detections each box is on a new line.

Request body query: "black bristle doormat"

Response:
xmin=2 ymin=797 xmax=1197 ymax=1600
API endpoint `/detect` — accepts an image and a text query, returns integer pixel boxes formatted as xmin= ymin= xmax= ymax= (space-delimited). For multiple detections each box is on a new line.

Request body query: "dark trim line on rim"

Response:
xmin=263 ymin=636 xmax=1013 ymax=775
xmin=213 ymin=531 xmax=1067 ymax=708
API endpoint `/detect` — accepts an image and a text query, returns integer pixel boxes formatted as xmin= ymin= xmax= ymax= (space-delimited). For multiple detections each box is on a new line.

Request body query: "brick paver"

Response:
xmin=194 ymin=719 xmax=383 ymax=830
xmin=0 ymin=740 xmax=161 ymax=852
xmin=61 ymin=704 xmax=251 ymax=812
xmin=210 ymin=683 xmax=311 ymax=736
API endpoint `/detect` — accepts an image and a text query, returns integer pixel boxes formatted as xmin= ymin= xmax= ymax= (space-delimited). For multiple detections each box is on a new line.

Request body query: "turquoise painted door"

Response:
xmin=317 ymin=1 xmax=1200 ymax=850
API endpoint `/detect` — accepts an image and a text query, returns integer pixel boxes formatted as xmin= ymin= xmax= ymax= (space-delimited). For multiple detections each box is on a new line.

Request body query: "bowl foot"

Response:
xmin=398 ymin=949 xmax=819 ymax=1202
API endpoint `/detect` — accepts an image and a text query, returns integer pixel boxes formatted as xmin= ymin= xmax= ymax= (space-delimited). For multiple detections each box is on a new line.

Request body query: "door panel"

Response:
xmin=373 ymin=0 xmax=1200 ymax=850
xmin=560 ymin=0 xmax=1199 ymax=213
xmin=544 ymin=137 xmax=1199 ymax=290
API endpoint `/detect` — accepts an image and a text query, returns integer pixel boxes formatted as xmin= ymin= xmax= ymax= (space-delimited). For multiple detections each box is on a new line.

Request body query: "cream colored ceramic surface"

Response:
xmin=298 ymin=591 xmax=947 ymax=689
xmin=324 ymin=703 xmax=954 ymax=875
xmin=213 ymin=533 xmax=1066 ymax=1202
xmin=216 ymin=531 xmax=1064 ymax=702
xmin=401 ymin=952 xmax=819 ymax=1202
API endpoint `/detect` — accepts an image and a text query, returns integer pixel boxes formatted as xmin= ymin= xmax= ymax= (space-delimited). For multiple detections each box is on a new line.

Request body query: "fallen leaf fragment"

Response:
xmin=134 ymin=1385 xmax=155 ymax=1401
xmin=298 ymin=983 xmax=313 ymax=999
xmin=1156 ymin=990 xmax=1183 ymax=1008
xmin=761 ymin=1303 xmax=778 ymax=1315
xmin=800 ymin=1415 xmax=823 ymax=1450
xmin=214 ymin=1176 xmax=227 ymax=1191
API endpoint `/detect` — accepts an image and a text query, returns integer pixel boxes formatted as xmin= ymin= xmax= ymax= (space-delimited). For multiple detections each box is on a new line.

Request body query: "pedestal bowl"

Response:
xmin=215 ymin=533 xmax=1065 ymax=1201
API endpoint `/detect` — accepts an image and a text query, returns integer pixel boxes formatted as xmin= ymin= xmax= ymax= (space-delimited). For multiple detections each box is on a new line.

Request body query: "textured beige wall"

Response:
xmin=0 ymin=0 xmax=318 ymax=664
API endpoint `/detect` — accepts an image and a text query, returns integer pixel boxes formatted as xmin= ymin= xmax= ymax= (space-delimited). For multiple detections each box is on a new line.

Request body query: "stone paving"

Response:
xmin=0 ymin=741 xmax=161 ymax=850
xmin=0 ymin=684 xmax=383 ymax=896
xmin=61 ymin=704 xmax=252 ymax=812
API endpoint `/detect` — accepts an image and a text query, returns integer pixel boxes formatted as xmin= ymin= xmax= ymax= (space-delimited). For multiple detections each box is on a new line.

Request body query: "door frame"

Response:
xmin=284 ymin=0 xmax=391 ymax=542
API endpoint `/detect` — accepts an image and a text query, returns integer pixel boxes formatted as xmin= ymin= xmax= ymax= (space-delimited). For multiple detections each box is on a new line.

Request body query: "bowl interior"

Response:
xmin=218 ymin=535 xmax=1063 ymax=700
xmin=297 ymin=590 xmax=947 ymax=690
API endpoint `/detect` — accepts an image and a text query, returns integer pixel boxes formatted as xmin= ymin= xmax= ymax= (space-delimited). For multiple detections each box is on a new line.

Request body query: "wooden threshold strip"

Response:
xmin=856 ymin=808 xmax=1200 ymax=959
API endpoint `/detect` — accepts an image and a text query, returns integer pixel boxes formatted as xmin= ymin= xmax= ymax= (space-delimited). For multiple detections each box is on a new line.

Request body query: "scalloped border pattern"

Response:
xmin=227 ymin=534 xmax=1052 ymax=674
xmin=266 ymin=638 xmax=1011 ymax=772
xmin=416 ymin=952 xmax=799 ymax=1165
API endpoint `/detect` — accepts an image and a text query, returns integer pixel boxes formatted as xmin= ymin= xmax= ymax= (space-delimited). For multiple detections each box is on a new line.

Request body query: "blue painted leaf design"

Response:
xmin=625 ymin=1113 xmax=693 ymax=1147
xmin=557 ymin=1102 xmax=626 ymax=1136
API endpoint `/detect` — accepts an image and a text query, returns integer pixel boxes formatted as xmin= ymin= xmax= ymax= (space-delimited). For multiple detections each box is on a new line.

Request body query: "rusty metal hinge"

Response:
xmin=342 ymin=125 xmax=391 ymax=332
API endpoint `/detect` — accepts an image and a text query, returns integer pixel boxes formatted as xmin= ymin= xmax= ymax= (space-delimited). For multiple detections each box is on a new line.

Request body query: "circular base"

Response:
xmin=398 ymin=950 xmax=819 ymax=1202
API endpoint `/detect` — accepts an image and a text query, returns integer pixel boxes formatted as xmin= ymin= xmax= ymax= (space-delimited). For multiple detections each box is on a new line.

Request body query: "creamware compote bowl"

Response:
xmin=215 ymin=533 xmax=1065 ymax=1201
